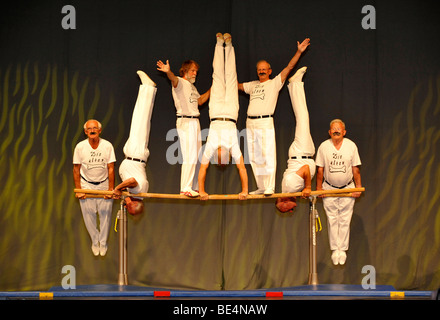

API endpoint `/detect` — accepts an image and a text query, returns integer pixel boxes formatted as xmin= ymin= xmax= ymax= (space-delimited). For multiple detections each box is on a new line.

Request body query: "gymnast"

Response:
xmin=275 ymin=67 xmax=316 ymax=213
xmin=112 ymin=71 xmax=157 ymax=215
xmin=198 ymin=33 xmax=248 ymax=201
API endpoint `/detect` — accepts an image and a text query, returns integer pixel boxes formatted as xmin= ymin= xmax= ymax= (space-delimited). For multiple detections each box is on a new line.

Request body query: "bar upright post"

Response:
xmin=308 ymin=196 xmax=318 ymax=285
xmin=118 ymin=199 xmax=128 ymax=285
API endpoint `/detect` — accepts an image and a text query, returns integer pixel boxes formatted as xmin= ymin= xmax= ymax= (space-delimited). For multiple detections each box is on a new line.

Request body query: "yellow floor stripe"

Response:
xmin=39 ymin=292 xmax=54 ymax=300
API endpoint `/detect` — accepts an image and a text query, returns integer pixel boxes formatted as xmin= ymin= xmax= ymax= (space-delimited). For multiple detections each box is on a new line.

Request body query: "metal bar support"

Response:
xmin=117 ymin=199 xmax=128 ymax=285
xmin=308 ymin=196 xmax=318 ymax=285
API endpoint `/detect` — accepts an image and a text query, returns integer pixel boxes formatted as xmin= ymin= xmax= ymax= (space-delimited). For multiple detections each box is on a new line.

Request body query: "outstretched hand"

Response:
xmin=297 ymin=38 xmax=311 ymax=53
xmin=157 ymin=59 xmax=170 ymax=73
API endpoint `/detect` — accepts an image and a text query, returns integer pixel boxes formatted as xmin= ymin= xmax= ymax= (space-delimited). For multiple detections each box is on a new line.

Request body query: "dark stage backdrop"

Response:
xmin=1 ymin=0 xmax=439 ymax=291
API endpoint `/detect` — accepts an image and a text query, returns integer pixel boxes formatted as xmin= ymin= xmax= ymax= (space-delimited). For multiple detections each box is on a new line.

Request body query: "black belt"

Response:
xmin=247 ymin=114 xmax=273 ymax=119
xmin=290 ymin=156 xmax=314 ymax=159
xmin=126 ymin=157 xmax=146 ymax=163
xmin=177 ymin=115 xmax=199 ymax=119
xmin=211 ymin=117 xmax=237 ymax=123
xmin=324 ymin=179 xmax=353 ymax=189
xmin=81 ymin=175 xmax=108 ymax=186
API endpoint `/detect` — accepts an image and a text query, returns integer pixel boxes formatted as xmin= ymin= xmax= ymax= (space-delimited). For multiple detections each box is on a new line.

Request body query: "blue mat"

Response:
xmin=0 ymin=284 xmax=433 ymax=299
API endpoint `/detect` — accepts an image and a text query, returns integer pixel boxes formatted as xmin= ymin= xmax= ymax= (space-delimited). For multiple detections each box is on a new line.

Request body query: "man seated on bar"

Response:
xmin=112 ymin=71 xmax=157 ymax=215
xmin=198 ymin=33 xmax=248 ymax=201
xmin=276 ymin=66 xmax=315 ymax=213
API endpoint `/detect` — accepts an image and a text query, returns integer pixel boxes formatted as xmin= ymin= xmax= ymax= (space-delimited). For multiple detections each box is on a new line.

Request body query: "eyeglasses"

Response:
xmin=86 ymin=127 xmax=99 ymax=131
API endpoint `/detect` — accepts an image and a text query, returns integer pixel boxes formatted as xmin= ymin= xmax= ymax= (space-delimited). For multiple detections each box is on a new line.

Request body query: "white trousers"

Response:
xmin=209 ymin=43 xmax=239 ymax=118
xmin=177 ymin=118 xmax=201 ymax=191
xmin=322 ymin=181 xmax=356 ymax=251
xmin=287 ymin=81 xmax=315 ymax=157
xmin=123 ymin=84 xmax=157 ymax=161
xmin=79 ymin=180 xmax=113 ymax=247
xmin=246 ymin=118 xmax=276 ymax=191
xmin=281 ymin=81 xmax=316 ymax=192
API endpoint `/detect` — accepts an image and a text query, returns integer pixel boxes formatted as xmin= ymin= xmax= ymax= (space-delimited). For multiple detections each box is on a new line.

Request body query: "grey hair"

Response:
xmin=256 ymin=60 xmax=271 ymax=69
xmin=329 ymin=119 xmax=345 ymax=129
xmin=83 ymin=119 xmax=102 ymax=130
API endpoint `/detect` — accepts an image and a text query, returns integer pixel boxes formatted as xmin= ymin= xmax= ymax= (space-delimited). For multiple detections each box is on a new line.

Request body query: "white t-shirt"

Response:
xmin=315 ymin=138 xmax=361 ymax=187
xmin=242 ymin=74 xmax=284 ymax=116
xmin=73 ymin=138 xmax=116 ymax=183
xmin=172 ymin=77 xmax=200 ymax=116
xmin=202 ymin=121 xmax=242 ymax=163
xmin=118 ymin=159 xmax=148 ymax=197
xmin=282 ymin=159 xmax=316 ymax=193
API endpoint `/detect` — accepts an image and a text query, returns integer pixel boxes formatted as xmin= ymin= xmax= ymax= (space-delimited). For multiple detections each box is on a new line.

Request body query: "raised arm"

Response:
xmin=157 ymin=59 xmax=179 ymax=88
xmin=279 ymin=38 xmax=310 ymax=83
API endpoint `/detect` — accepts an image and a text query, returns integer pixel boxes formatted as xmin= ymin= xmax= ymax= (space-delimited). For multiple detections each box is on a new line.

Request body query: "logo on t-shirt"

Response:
xmin=87 ymin=150 xmax=107 ymax=170
xmin=189 ymin=86 xmax=199 ymax=103
xmin=329 ymin=153 xmax=346 ymax=173
xmin=250 ymin=84 xmax=265 ymax=101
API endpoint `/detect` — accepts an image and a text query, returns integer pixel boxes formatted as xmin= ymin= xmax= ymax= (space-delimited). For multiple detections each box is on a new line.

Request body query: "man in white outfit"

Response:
xmin=156 ymin=59 xmax=210 ymax=197
xmin=198 ymin=33 xmax=248 ymax=201
xmin=315 ymin=119 xmax=362 ymax=265
xmin=73 ymin=119 xmax=116 ymax=256
xmin=275 ymin=67 xmax=315 ymax=213
xmin=238 ymin=38 xmax=310 ymax=196
xmin=113 ymin=71 xmax=157 ymax=215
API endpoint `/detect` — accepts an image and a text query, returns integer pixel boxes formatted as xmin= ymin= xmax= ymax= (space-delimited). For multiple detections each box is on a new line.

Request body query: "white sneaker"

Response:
xmin=264 ymin=188 xmax=274 ymax=196
xmin=92 ymin=244 xmax=100 ymax=256
xmin=181 ymin=189 xmax=200 ymax=198
xmin=331 ymin=250 xmax=340 ymax=265
xmin=99 ymin=244 xmax=108 ymax=256
xmin=216 ymin=32 xmax=224 ymax=45
xmin=137 ymin=70 xmax=156 ymax=87
xmin=249 ymin=189 xmax=264 ymax=195
xmin=223 ymin=33 xmax=232 ymax=46
xmin=338 ymin=251 xmax=347 ymax=265
xmin=288 ymin=66 xmax=307 ymax=83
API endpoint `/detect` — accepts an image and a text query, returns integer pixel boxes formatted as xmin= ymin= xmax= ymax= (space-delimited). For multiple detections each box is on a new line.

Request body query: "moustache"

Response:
xmin=258 ymin=72 xmax=267 ymax=76
xmin=332 ymin=132 xmax=341 ymax=136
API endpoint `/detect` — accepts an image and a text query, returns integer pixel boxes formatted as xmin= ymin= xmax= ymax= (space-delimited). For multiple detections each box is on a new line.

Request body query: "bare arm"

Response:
xmin=296 ymin=164 xmax=311 ymax=198
xmin=73 ymin=164 xmax=85 ymax=199
xmin=316 ymin=166 xmax=324 ymax=197
xmin=280 ymin=38 xmax=311 ymax=83
xmin=236 ymin=156 xmax=248 ymax=200
xmin=198 ymin=159 xmax=210 ymax=200
xmin=157 ymin=60 xmax=179 ymax=88
xmin=113 ymin=177 xmax=138 ymax=199
xmin=352 ymin=166 xmax=362 ymax=198
xmin=106 ymin=162 xmax=115 ymax=199
xmin=198 ymin=88 xmax=211 ymax=106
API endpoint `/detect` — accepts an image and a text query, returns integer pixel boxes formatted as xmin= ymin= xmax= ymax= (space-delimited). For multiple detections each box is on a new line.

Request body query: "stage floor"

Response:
xmin=0 ymin=284 xmax=435 ymax=300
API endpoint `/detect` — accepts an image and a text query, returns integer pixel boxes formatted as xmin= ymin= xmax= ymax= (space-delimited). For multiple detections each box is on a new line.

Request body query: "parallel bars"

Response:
xmin=74 ymin=187 xmax=365 ymax=286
